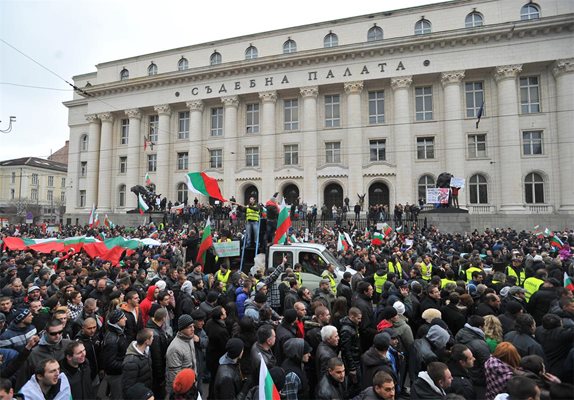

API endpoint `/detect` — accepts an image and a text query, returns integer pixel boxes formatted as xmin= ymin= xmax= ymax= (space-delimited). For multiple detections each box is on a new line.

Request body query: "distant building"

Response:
xmin=64 ymin=0 xmax=574 ymax=228
xmin=0 ymin=157 xmax=67 ymax=224
xmin=48 ymin=141 xmax=69 ymax=165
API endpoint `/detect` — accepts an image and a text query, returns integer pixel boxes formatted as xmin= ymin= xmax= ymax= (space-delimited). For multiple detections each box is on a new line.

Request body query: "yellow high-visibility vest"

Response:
xmin=246 ymin=207 xmax=260 ymax=222
xmin=294 ymin=272 xmax=302 ymax=287
xmin=421 ymin=262 xmax=433 ymax=281
xmin=506 ymin=265 xmax=526 ymax=287
xmin=441 ymin=278 xmax=457 ymax=289
xmin=465 ymin=266 xmax=483 ymax=283
xmin=388 ymin=261 xmax=403 ymax=277
xmin=523 ymin=277 xmax=544 ymax=302
xmin=374 ymin=272 xmax=388 ymax=294
xmin=215 ymin=269 xmax=231 ymax=291
xmin=321 ymin=270 xmax=337 ymax=293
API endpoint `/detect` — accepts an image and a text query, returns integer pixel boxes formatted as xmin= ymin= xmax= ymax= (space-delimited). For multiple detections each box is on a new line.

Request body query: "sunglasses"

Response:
xmin=48 ymin=330 xmax=64 ymax=336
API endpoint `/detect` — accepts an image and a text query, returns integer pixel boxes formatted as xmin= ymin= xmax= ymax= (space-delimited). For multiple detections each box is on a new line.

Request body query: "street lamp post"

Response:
xmin=0 ymin=116 xmax=16 ymax=133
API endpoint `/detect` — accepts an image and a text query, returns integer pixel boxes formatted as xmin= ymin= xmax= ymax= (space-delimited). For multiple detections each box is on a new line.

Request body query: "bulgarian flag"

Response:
xmin=274 ymin=199 xmax=291 ymax=245
xmin=258 ymin=354 xmax=280 ymax=400
xmin=289 ymin=234 xmax=299 ymax=243
xmin=364 ymin=227 xmax=370 ymax=239
xmin=196 ymin=217 xmax=213 ymax=265
xmin=565 ymin=272 xmax=574 ymax=291
xmin=88 ymin=204 xmax=96 ymax=228
xmin=550 ymin=235 xmax=564 ymax=250
xmin=138 ymin=194 xmax=149 ymax=215
xmin=145 ymin=173 xmax=152 ymax=186
xmin=337 ymin=233 xmax=349 ymax=252
xmin=371 ymin=232 xmax=384 ymax=246
xmin=382 ymin=223 xmax=393 ymax=237
xmin=186 ymin=172 xmax=226 ymax=202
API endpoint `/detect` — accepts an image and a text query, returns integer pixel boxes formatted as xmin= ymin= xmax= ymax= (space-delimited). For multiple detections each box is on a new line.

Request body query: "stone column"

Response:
xmin=85 ymin=114 xmax=100 ymax=210
xmin=391 ymin=76 xmax=414 ymax=205
xmin=300 ymin=86 xmax=319 ymax=207
xmin=154 ymin=104 xmax=172 ymax=199
xmin=344 ymin=81 xmax=364 ymax=203
xmin=494 ymin=64 xmax=525 ymax=213
xmin=97 ymin=112 xmax=113 ymax=210
xmin=441 ymin=71 xmax=466 ymax=206
xmin=553 ymin=59 xmax=574 ymax=213
xmin=259 ymin=91 xmax=277 ymax=201
xmin=222 ymin=96 xmax=239 ymax=200
xmin=186 ymin=100 xmax=204 ymax=174
xmin=125 ymin=109 xmax=142 ymax=209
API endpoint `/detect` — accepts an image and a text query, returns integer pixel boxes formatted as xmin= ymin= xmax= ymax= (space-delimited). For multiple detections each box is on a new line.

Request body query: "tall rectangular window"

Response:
xmin=31 ymin=188 xmax=38 ymax=201
xmin=177 ymin=152 xmax=189 ymax=170
xmin=209 ymin=149 xmax=223 ymax=169
xmin=211 ymin=107 xmax=224 ymax=136
xmin=120 ymin=119 xmax=129 ymax=145
xmin=520 ymin=76 xmax=540 ymax=113
xmin=149 ymin=115 xmax=159 ymax=142
xmin=61 ymin=177 xmax=66 ymax=188
xmin=246 ymin=103 xmax=260 ymax=133
xmin=284 ymin=99 xmax=299 ymax=131
xmin=468 ymin=134 xmax=487 ymax=158
xmin=417 ymin=137 xmax=435 ymax=159
xmin=284 ymin=144 xmax=299 ymax=165
xmin=119 ymin=156 xmax=127 ymax=174
xmin=48 ymin=176 xmax=54 ymax=187
xmin=31 ymin=174 xmax=39 ymax=185
xmin=368 ymin=91 xmax=385 ymax=124
xmin=326 ymin=142 xmax=341 ymax=164
xmin=47 ymin=190 xmax=53 ymax=202
xmin=325 ymin=95 xmax=341 ymax=127
xmin=465 ymin=82 xmax=484 ymax=118
xmin=10 ymin=189 xmax=15 ymax=200
xmin=79 ymin=190 xmax=86 ymax=207
xmin=61 ymin=192 xmax=65 ymax=202
xmin=245 ymin=147 xmax=259 ymax=167
xmin=80 ymin=162 xmax=87 ymax=177
xmin=369 ymin=139 xmax=386 ymax=161
xmin=11 ymin=172 xmax=15 ymax=184
xmin=415 ymin=86 xmax=433 ymax=121
xmin=147 ymin=154 xmax=157 ymax=172
xmin=178 ymin=111 xmax=190 ymax=139
xmin=522 ymin=131 xmax=543 ymax=155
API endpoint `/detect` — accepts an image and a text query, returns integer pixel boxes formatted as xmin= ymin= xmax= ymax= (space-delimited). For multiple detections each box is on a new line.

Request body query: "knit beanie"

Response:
xmin=254 ymin=292 xmax=268 ymax=304
xmin=421 ymin=308 xmax=441 ymax=323
xmin=283 ymin=309 xmax=298 ymax=324
xmin=173 ymin=368 xmax=196 ymax=394
xmin=225 ymin=338 xmax=244 ymax=359
xmin=178 ymin=314 xmax=194 ymax=331
xmin=108 ymin=309 xmax=125 ymax=325
xmin=155 ymin=280 xmax=167 ymax=291
xmin=127 ymin=383 xmax=154 ymax=400
xmin=381 ymin=306 xmax=398 ymax=321
xmin=14 ymin=308 xmax=30 ymax=324
xmin=393 ymin=301 xmax=406 ymax=316
xmin=373 ymin=332 xmax=391 ymax=351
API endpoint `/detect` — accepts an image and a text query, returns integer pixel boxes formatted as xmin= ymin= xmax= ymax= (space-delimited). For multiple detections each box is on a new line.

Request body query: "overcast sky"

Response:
xmin=0 ymin=0 xmax=441 ymax=161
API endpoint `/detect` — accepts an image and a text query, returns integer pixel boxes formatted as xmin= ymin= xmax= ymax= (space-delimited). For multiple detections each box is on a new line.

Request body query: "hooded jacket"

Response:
xmin=213 ymin=354 xmax=243 ymax=400
xmin=503 ymin=330 xmax=545 ymax=360
xmin=122 ymin=341 xmax=153 ymax=397
xmin=360 ymin=346 xmax=395 ymax=390
xmin=101 ymin=322 xmax=128 ymax=376
xmin=0 ymin=321 xmax=37 ymax=352
xmin=165 ymin=332 xmax=197 ymax=394
xmin=19 ymin=372 xmax=72 ymax=400
xmin=139 ymin=285 xmax=157 ymax=327
xmin=446 ymin=359 xmax=476 ymax=400
xmin=410 ymin=371 xmax=447 ymax=400
xmin=146 ymin=318 xmax=169 ymax=394
xmin=455 ymin=324 xmax=490 ymax=387
xmin=316 ymin=373 xmax=348 ymax=400
xmin=282 ymin=338 xmax=310 ymax=400
xmin=535 ymin=324 xmax=574 ymax=379
xmin=392 ymin=315 xmax=414 ymax=349
xmin=60 ymin=357 xmax=95 ymax=400
xmin=409 ymin=325 xmax=450 ymax=382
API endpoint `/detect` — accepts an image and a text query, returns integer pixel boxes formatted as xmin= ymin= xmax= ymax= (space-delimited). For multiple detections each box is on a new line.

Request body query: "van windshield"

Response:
xmin=322 ymin=249 xmax=343 ymax=270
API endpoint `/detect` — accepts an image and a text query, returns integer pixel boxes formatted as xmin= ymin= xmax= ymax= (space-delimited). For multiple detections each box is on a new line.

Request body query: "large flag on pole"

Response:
xmin=564 ymin=272 xmax=574 ymax=291
xmin=145 ymin=173 xmax=152 ymax=186
xmin=196 ymin=217 xmax=213 ymax=265
xmin=259 ymin=354 xmax=280 ymax=400
xmin=475 ymin=101 xmax=484 ymax=129
xmin=337 ymin=233 xmax=349 ymax=252
xmin=273 ymin=199 xmax=291 ymax=245
xmin=186 ymin=172 xmax=226 ymax=202
xmin=88 ymin=204 xmax=96 ymax=228
xmin=137 ymin=194 xmax=149 ymax=215
xmin=550 ymin=234 xmax=564 ymax=250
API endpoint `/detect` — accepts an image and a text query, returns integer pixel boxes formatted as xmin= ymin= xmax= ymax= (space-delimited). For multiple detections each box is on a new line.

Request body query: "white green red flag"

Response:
xmin=186 ymin=172 xmax=226 ymax=202
xmin=138 ymin=194 xmax=149 ymax=215
xmin=382 ymin=223 xmax=393 ymax=237
xmin=344 ymin=232 xmax=354 ymax=248
xmin=564 ymin=272 xmax=574 ymax=291
xmin=145 ymin=173 xmax=152 ymax=186
xmin=274 ymin=199 xmax=291 ymax=245
xmin=364 ymin=227 xmax=370 ymax=239
xmin=88 ymin=204 xmax=96 ymax=228
xmin=196 ymin=217 xmax=213 ymax=265
xmin=259 ymin=354 xmax=280 ymax=400
xmin=337 ymin=233 xmax=349 ymax=252
xmin=550 ymin=235 xmax=564 ymax=250
xmin=371 ymin=231 xmax=384 ymax=246
xmin=289 ymin=234 xmax=299 ymax=243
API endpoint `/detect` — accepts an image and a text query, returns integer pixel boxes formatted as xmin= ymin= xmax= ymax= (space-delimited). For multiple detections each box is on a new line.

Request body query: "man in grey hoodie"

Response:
xmin=409 ymin=325 xmax=450 ymax=382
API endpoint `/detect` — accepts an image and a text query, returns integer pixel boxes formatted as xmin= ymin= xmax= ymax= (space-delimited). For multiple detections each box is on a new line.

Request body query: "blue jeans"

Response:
xmin=245 ymin=220 xmax=259 ymax=248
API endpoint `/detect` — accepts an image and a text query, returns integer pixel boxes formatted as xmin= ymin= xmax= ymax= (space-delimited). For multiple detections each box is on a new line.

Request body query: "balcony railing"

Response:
xmin=468 ymin=205 xmax=496 ymax=214
xmin=527 ymin=204 xmax=553 ymax=214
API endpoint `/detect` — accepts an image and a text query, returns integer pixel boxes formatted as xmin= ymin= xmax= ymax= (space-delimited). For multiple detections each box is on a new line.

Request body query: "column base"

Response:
xmin=558 ymin=205 xmax=574 ymax=214
xmin=498 ymin=204 xmax=527 ymax=214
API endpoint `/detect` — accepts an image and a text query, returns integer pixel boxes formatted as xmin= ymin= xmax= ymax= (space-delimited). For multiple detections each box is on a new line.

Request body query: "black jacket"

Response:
xmin=498 ymin=312 xmax=518 ymax=335
xmin=336 ymin=280 xmax=353 ymax=307
xmin=352 ymin=294 xmax=376 ymax=352
xmin=147 ymin=319 xmax=170 ymax=395
xmin=409 ymin=337 xmax=439 ymax=382
xmin=316 ymin=341 xmax=338 ymax=380
xmin=535 ymin=325 xmax=574 ymax=379
xmin=440 ymin=304 xmax=466 ymax=336
xmin=275 ymin=321 xmax=297 ymax=365
xmin=528 ymin=287 xmax=558 ymax=325
xmin=75 ymin=331 xmax=101 ymax=380
xmin=101 ymin=323 xmax=128 ymax=375
xmin=454 ymin=326 xmax=490 ymax=387
xmin=504 ymin=331 xmax=546 ymax=360
xmin=204 ymin=318 xmax=229 ymax=374
xmin=360 ymin=346 xmax=395 ymax=390
xmin=351 ymin=387 xmax=384 ymax=399
xmin=410 ymin=372 xmax=447 ymax=400
xmin=446 ymin=360 xmax=476 ymax=400
xmin=122 ymin=341 xmax=153 ymax=397
xmin=316 ymin=374 xmax=348 ymax=400
xmin=475 ymin=302 xmax=500 ymax=317
xmin=61 ymin=358 xmax=95 ymax=400
xmin=419 ymin=296 xmax=441 ymax=313
xmin=340 ymin=316 xmax=361 ymax=373
xmin=213 ymin=356 xmax=243 ymax=400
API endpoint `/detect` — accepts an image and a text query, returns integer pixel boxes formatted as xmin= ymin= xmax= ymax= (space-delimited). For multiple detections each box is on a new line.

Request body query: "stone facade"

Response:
xmin=64 ymin=0 xmax=574 ymax=227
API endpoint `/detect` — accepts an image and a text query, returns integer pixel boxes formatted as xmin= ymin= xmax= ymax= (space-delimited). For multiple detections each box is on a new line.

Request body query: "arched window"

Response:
xmin=283 ymin=39 xmax=297 ymax=54
xmin=177 ymin=183 xmax=188 ymax=204
xmin=469 ymin=174 xmax=488 ymax=204
xmin=210 ymin=51 xmax=222 ymax=66
xmin=465 ymin=12 xmax=484 ymax=28
xmin=80 ymin=135 xmax=88 ymax=152
xmin=525 ymin=172 xmax=545 ymax=204
xmin=324 ymin=183 xmax=343 ymax=210
xmin=147 ymin=63 xmax=158 ymax=76
xmin=243 ymin=185 xmax=259 ymax=204
xmin=418 ymin=175 xmax=435 ymax=203
xmin=324 ymin=32 xmax=338 ymax=48
xmin=178 ymin=57 xmax=189 ymax=71
xmin=120 ymin=68 xmax=129 ymax=80
xmin=283 ymin=184 xmax=300 ymax=205
xmin=367 ymin=26 xmax=384 ymax=42
xmin=521 ymin=3 xmax=540 ymax=20
xmin=368 ymin=182 xmax=390 ymax=208
xmin=245 ymin=46 xmax=258 ymax=60
xmin=415 ymin=19 xmax=432 ymax=35
xmin=119 ymin=185 xmax=126 ymax=207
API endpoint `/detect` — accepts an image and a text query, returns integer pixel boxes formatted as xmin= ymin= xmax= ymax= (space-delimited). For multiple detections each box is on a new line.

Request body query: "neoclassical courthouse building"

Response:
xmin=64 ymin=0 xmax=574 ymax=226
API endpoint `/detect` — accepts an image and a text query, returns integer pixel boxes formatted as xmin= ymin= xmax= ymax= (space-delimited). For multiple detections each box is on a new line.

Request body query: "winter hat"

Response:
xmin=14 ymin=308 xmax=30 ymax=324
xmin=500 ymin=286 xmax=510 ymax=298
xmin=126 ymin=383 xmax=154 ymax=400
xmin=381 ymin=306 xmax=398 ymax=321
xmin=190 ymin=309 xmax=206 ymax=321
xmin=155 ymin=280 xmax=167 ymax=291
xmin=506 ymin=301 xmax=523 ymax=315
xmin=421 ymin=308 xmax=441 ymax=323
xmin=283 ymin=309 xmax=298 ymax=324
xmin=395 ymin=279 xmax=408 ymax=288
xmin=254 ymin=292 xmax=268 ymax=304
xmin=508 ymin=286 xmax=526 ymax=296
xmin=108 ymin=309 xmax=125 ymax=325
xmin=269 ymin=367 xmax=286 ymax=391
xmin=27 ymin=286 xmax=40 ymax=294
xmin=178 ymin=314 xmax=194 ymax=331
xmin=373 ymin=332 xmax=391 ymax=351
xmin=225 ymin=338 xmax=244 ymax=359
xmin=173 ymin=368 xmax=196 ymax=394
xmin=393 ymin=301 xmax=406 ymax=316
xmin=256 ymin=282 xmax=267 ymax=292
xmin=181 ymin=281 xmax=193 ymax=295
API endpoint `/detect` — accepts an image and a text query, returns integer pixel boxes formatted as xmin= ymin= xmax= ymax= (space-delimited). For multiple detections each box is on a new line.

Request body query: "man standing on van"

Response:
xmin=243 ymin=196 xmax=260 ymax=249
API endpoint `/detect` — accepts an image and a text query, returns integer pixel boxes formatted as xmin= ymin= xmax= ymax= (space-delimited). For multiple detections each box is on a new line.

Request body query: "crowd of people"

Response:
xmin=0 ymin=213 xmax=573 ymax=400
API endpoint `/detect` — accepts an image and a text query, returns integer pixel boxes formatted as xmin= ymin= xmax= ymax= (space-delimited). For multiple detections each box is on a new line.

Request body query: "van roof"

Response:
xmin=271 ymin=243 xmax=327 ymax=251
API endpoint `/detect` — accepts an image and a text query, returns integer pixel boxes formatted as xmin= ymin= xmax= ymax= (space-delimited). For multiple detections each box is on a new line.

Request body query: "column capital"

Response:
xmin=494 ymin=64 xmax=522 ymax=82
xmin=186 ymin=100 xmax=204 ymax=112
xmin=259 ymin=91 xmax=278 ymax=103
xmin=221 ymin=95 xmax=239 ymax=108
xmin=85 ymin=114 xmax=99 ymax=124
xmin=552 ymin=58 xmax=574 ymax=78
xmin=154 ymin=104 xmax=172 ymax=115
xmin=440 ymin=70 xmax=465 ymax=87
xmin=344 ymin=81 xmax=364 ymax=94
xmin=300 ymin=86 xmax=319 ymax=98
xmin=391 ymin=76 xmax=413 ymax=90
xmin=99 ymin=112 xmax=114 ymax=122
xmin=125 ymin=108 xmax=142 ymax=120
